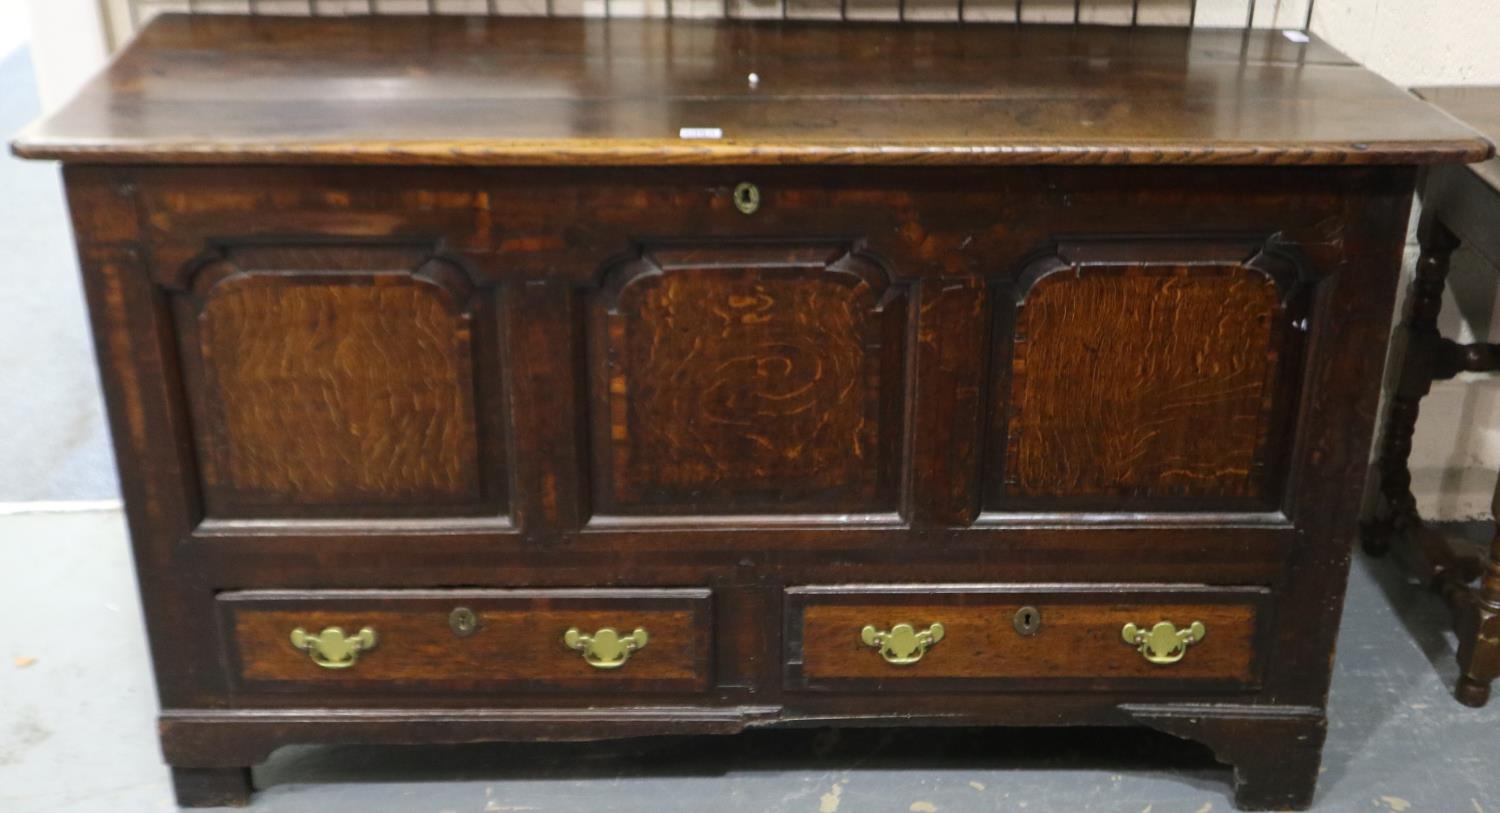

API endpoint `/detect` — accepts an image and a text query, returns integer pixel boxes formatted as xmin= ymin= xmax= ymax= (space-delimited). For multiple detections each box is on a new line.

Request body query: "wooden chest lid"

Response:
xmin=11 ymin=14 xmax=1492 ymax=167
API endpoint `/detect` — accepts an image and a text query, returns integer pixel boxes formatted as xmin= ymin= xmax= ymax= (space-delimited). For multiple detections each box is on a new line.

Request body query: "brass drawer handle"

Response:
xmin=289 ymin=626 xmax=378 ymax=670
xmin=1121 ymin=620 xmax=1206 ymax=665
xmin=564 ymin=626 xmax=648 ymax=670
xmin=860 ymin=622 xmax=945 ymax=666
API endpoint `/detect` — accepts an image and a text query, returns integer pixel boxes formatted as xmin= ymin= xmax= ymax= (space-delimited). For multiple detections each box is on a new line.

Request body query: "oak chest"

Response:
xmin=12 ymin=14 xmax=1491 ymax=810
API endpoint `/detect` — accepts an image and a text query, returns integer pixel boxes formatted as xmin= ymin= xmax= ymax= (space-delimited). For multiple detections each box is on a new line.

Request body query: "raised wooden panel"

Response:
xmin=589 ymin=243 xmax=907 ymax=516
xmin=176 ymin=244 xmax=506 ymax=519
xmin=220 ymin=589 xmax=711 ymax=694
xmin=991 ymin=239 xmax=1306 ymax=510
xmin=786 ymin=584 xmax=1270 ymax=691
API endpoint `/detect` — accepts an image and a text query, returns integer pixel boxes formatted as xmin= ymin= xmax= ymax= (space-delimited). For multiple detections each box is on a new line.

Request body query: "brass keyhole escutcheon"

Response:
xmin=449 ymin=607 xmax=478 ymax=637
xmin=733 ymin=182 xmax=761 ymax=215
xmin=1013 ymin=606 xmax=1042 ymax=636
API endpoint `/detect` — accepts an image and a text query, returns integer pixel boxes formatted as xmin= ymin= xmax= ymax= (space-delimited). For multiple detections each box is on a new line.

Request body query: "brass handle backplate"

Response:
xmin=564 ymin=626 xmax=648 ymax=670
xmin=289 ymin=626 xmax=378 ymax=670
xmin=1121 ymin=620 xmax=1206 ymax=665
xmin=860 ymin=622 xmax=944 ymax=666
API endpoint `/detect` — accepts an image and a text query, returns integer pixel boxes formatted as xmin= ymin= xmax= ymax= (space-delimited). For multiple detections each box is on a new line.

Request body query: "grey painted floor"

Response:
xmin=2 ymin=509 xmax=1498 ymax=813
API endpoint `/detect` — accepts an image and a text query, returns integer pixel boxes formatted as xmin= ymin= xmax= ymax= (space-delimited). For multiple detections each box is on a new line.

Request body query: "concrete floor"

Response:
xmin=1 ymin=509 xmax=1498 ymax=812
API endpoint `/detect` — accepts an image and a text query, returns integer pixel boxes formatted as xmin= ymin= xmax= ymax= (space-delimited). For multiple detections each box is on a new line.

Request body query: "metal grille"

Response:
xmin=105 ymin=0 xmax=1316 ymax=47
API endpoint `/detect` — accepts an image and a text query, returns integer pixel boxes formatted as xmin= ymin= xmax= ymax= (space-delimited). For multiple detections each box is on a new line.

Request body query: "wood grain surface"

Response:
xmin=10 ymin=15 xmax=1489 ymax=167
xmin=224 ymin=589 xmax=711 ymax=692
xmin=78 ymin=162 xmax=1389 ymax=536
xmin=790 ymin=586 xmax=1265 ymax=686
xmin=177 ymin=244 xmax=502 ymax=519
xmin=1007 ymin=261 xmax=1284 ymax=501
xmin=592 ymin=244 xmax=903 ymax=514
xmin=54 ymin=149 xmax=1418 ymax=810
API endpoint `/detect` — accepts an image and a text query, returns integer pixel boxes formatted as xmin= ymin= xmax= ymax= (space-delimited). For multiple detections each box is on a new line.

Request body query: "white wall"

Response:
xmin=1313 ymin=1 xmax=1500 ymax=87
xmin=20 ymin=0 xmax=109 ymax=111
xmin=0 ymin=0 xmax=28 ymax=57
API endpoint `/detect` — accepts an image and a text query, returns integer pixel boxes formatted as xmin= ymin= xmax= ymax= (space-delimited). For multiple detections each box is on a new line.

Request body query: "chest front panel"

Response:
xmin=589 ymin=245 xmax=907 ymax=516
xmin=1011 ymin=264 xmax=1281 ymax=499
xmin=131 ymin=166 xmax=1352 ymax=533
xmin=67 ymin=163 xmax=1411 ymax=729
xmin=994 ymin=244 xmax=1307 ymax=512
xmin=171 ymin=245 xmax=508 ymax=520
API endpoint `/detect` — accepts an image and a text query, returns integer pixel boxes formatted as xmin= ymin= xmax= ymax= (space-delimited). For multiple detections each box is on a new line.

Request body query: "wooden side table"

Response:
xmin=1368 ymin=86 xmax=1500 ymax=707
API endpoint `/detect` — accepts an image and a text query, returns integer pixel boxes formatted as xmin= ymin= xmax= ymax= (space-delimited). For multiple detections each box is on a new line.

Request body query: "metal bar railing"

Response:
xmin=124 ymin=0 xmax=1308 ymax=33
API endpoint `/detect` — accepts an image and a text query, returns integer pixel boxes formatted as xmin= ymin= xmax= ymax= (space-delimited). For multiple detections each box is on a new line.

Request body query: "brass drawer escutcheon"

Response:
xmin=449 ymin=607 xmax=479 ymax=637
xmin=1013 ymin=606 xmax=1042 ymax=636
xmin=860 ymin=622 xmax=945 ymax=666
xmin=289 ymin=626 xmax=378 ymax=670
xmin=732 ymin=181 xmax=760 ymax=214
xmin=1121 ymin=620 xmax=1206 ymax=665
xmin=563 ymin=626 xmax=649 ymax=670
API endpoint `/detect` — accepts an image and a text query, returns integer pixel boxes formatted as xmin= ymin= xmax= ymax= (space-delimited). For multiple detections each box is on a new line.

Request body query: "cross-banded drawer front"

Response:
xmin=785 ymin=585 xmax=1270 ymax=691
xmin=219 ymin=589 xmax=712 ymax=693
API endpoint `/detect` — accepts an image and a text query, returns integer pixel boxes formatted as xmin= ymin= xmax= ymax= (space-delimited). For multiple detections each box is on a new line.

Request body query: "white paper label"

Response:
xmin=1282 ymin=30 xmax=1311 ymax=43
xmin=679 ymin=127 xmax=724 ymax=140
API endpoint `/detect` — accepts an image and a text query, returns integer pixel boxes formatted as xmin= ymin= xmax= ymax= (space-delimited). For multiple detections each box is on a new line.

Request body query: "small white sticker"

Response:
xmin=679 ymin=127 xmax=724 ymax=140
xmin=1282 ymin=30 xmax=1311 ymax=43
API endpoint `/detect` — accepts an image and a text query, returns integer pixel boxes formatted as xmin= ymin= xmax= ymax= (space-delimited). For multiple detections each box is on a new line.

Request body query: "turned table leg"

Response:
xmin=1453 ymin=484 xmax=1500 ymax=707
xmin=171 ymin=766 xmax=253 ymax=808
xmin=1367 ymin=213 xmax=1461 ymax=555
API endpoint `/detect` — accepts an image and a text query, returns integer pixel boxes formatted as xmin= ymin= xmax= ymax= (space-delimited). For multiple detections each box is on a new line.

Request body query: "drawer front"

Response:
xmin=220 ymin=589 xmax=711 ymax=693
xmin=786 ymin=585 xmax=1270 ymax=691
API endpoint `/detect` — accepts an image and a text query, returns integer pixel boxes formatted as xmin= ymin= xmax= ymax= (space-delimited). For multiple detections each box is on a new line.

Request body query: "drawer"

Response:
xmin=219 ymin=589 xmax=711 ymax=693
xmin=785 ymin=585 xmax=1270 ymax=691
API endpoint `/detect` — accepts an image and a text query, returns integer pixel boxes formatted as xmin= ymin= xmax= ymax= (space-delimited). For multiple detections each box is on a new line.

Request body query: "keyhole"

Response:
xmin=733 ymin=182 xmax=761 ymax=215
xmin=1013 ymin=606 xmax=1041 ymax=636
xmin=450 ymin=607 xmax=478 ymax=637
